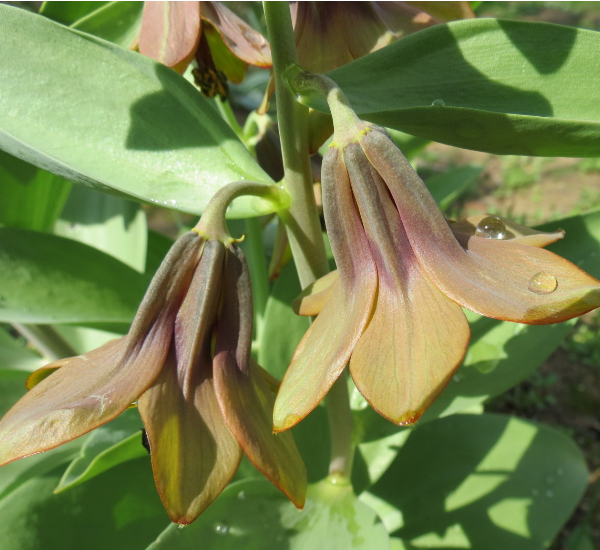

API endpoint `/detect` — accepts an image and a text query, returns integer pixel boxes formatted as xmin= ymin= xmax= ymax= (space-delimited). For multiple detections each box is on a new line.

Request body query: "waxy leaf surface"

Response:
xmin=298 ymin=19 xmax=600 ymax=156
xmin=0 ymin=6 xmax=274 ymax=218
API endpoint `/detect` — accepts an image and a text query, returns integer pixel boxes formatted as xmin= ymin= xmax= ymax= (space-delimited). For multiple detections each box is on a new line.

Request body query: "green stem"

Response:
xmin=263 ymin=2 xmax=329 ymax=288
xmin=264 ymin=2 xmax=355 ymax=480
xmin=244 ymin=216 xmax=270 ymax=337
xmin=194 ymin=181 xmax=289 ymax=243
xmin=214 ymin=98 xmax=244 ymax=141
xmin=13 ymin=324 xmax=77 ymax=361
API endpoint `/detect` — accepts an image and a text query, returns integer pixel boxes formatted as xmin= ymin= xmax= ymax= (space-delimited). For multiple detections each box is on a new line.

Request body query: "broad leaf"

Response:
xmin=298 ymin=19 xmax=600 ymax=157
xmin=39 ymin=1 xmax=108 ymax=25
xmin=0 ymin=6 xmax=275 ymax=218
xmin=0 ymin=329 xmax=45 ymax=373
xmin=366 ymin=414 xmax=588 ymax=549
xmin=146 ymin=478 xmax=389 ymax=550
xmin=426 ymin=165 xmax=483 ymax=212
xmin=72 ymin=1 xmax=143 ymax=47
xmin=0 ymin=150 xmax=72 ymax=232
xmin=0 ymin=228 xmax=147 ymax=328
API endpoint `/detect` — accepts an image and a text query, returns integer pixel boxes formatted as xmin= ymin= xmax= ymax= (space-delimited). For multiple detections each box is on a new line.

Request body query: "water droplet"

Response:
xmin=531 ymin=489 xmax=539 ymax=496
xmin=528 ymin=273 xmax=558 ymax=294
xmin=237 ymin=490 xmax=246 ymax=500
xmin=556 ymin=468 xmax=564 ymax=476
xmin=177 ymin=524 xmax=187 ymax=530
xmin=453 ymin=374 xmax=462 ymax=382
xmin=432 ymin=99 xmax=445 ymax=107
xmin=215 ymin=522 xmax=229 ymax=535
xmin=545 ymin=490 xmax=554 ymax=498
xmin=475 ymin=216 xmax=506 ymax=239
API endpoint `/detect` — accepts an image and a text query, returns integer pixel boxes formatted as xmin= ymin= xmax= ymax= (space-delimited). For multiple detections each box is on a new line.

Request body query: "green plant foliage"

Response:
xmin=0 ymin=150 xmax=72 ymax=232
xmin=0 ymin=228 xmax=147 ymax=328
xmin=39 ymin=1 xmax=108 ymax=25
xmin=297 ymin=19 xmax=600 ymax=157
xmin=147 ymin=478 xmax=389 ymax=550
xmin=425 ymin=165 xmax=483 ymax=212
xmin=71 ymin=1 xmax=143 ymax=47
xmin=0 ymin=6 xmax=275 ymax=218
xmin=365 ymin=413 xmax=589 ymax=549
xmin=54 ymin=408 xmax=147 ymax=492
xmin=0 ymin=329 xmax=45 ymax=373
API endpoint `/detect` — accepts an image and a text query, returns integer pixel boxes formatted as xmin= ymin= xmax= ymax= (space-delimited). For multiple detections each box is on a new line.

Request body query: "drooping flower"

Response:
xmin=273 ymin=90 xmax=600 ymax=431
xmin=0 ymin=230 xmax=306 ymax=524
xmin=137 ymin=2 xmax=271 ymax=99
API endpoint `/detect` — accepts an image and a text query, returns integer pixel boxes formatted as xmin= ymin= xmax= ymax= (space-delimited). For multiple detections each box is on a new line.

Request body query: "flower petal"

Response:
xmin=139 ymin=1 xmax=201 ymax=74
xmin=273 ymin=147 xmax=377 ymax=431
xmin=345 ymin=143 xmax=469 ymax=425
xmin=138 ymin=239 xmax=240 ymax=524
xmin=214 ymin=247 xmax=307 ymax=508
xmin=293 ymin=270 xmax=340 ymax=316
xmin=0 ymin=232 xmax=203 ymax=467
xmin=450 ymin=214 xmax=564 ymax=247
xmin=201 ymin=3 xmax=272 ymax=68
xmin=361 ymin=130 xmax=600 ymax=324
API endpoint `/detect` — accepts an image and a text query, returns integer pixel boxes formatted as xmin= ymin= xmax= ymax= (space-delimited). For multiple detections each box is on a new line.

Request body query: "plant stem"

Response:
xmin=13 ymin=324 xmax=77 ymax=361
xmin=263 ymin=2 xmax=329 ymax=288
xmin=263 ymin=2 xmax=355 ymax=480
xmin=244 ymin=216 xmax=269 ymax=337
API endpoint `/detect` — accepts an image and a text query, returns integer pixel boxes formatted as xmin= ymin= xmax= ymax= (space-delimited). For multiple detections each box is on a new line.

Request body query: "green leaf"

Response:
xmin=55 ymin=408 xmax=147 ymax=492
xmin=72 ymin=2 xmax=143 ymax=47
xmin=0 ymin=6 xmax=275 ymax=218
xmin=0 ymin=457 xmax=168 ymax=550
xmin=258 ymin=261 xmax=310 ymax=380
xmin=0 ymin=228 xmax=147 ymax=328
xmin=145 ymin=230 xmax=174 ymax=276
xmin=367 ymin=413 xmax=588 ymax=549
xmin=39 ymin=1 xmax=108 ymax=25
xmin=54 ymin=184 xmax=148 ymax=273
xmin=147 ymin=478 xmax=389 ymax=550
xmin=0 ymin=328 xmax=45 ymax=372
xmin=299 ymin=19 xmax=600 ymax=157
xmin=0 ymin=370 xmax=30 ymax=418
xmin=0 ymin=149 xmax=72 ymax=232
xmin=426 ymin=165 xmax=483 ymax=212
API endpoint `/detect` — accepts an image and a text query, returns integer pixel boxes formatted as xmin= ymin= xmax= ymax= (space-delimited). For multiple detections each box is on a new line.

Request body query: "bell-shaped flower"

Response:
xmin=0 ymin=230 xmax=306 ymax=524
xmin=273 ymin=97 xmax=600 ymax=431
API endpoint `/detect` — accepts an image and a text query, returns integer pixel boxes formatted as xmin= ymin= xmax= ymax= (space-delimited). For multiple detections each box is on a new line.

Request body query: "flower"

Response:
xmin=0 ymin=230 xmax=306 ymax=524
xmin=137 ymin=1 xmax=272 ymax=99
xmin=292 ymin=1 xmax=475 ymax=74
xmin=273 ymin=98 xmax=600 ymax=431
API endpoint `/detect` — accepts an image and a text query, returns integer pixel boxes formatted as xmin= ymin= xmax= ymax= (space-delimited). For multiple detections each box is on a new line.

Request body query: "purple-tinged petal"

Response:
xmin=361 ymin=130 xmax=600 ymax=324
xmin=451 ymin=214 xmax=564 ymax=247
xmin=214 ymin=247 xmax=306 ymax=508
xmin=274 ymin=147 xmax=377 ymax=432
xmin=138 ymin=239 xmax=240 ymax=524
xmin=139 ymin=1 xmax=201 ymax=74
xmin=345 ymin=143 xmax=469 ymax=425
xmin=0 ymin=232 xmax=203 ymax=467
xmin=293 ymin=270 xmax=340 ymax=316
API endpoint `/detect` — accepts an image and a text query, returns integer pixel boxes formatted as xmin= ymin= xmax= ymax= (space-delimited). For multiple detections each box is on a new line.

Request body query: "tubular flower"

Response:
xmin=0 ymin=230 xmax=306 ymax=524
xmin=273 ymin=96 xmax=600 ymax=431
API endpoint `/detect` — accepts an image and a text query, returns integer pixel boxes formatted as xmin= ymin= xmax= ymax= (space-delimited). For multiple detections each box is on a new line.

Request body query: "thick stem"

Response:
xmin=13 ymin=324 xmax=77 ymax=361
xmin=264 ymin=2 xmax=354 ymax=480
xmin=263 ymin=2 xmax=329 ymax=289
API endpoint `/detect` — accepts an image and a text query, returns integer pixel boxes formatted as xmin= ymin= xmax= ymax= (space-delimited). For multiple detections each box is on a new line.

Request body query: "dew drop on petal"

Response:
xmin=432 ymin=99 xmax=445 ymax=107
xmin=475 ymin=216 xmax=506 ymax=239
xmin=215 ymin=522 xmax=229 ymax=535
xmin=528 ymin=273 xmax=558 ymax=294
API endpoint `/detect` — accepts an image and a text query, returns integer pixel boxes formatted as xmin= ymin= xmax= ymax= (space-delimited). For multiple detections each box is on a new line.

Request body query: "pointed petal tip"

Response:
xmin=395 ymin=410 xmax=423 ymax=426
xmin=273 ymin=413 xmax=303 ymax=433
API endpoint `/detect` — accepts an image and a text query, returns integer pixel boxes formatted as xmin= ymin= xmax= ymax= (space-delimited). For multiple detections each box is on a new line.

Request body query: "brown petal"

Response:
xmin=138 ymin=239 xmax=237 ymax=524
xmin=213 ymin=247 xmax=307 ymax=507
xmin=0 ymin=232 xmax=203 ymax=467
xmin=25 ymin=357 xmax=73 ymax=390
xmin=450 ymin=214 xmax=564 ymax=247
xmin=361 ymin=130 xmax=600 ymax=324
xmin=293 ymin=270 xmax=340 ymax=316
xmin=273 ymin=147 xmax=377 ymax=431
xmin=139 ymin=1 xmax=201 ymax=74
xmin=345 ymin=143 xmax=469 ymax=425
xmin=201 ymin=2 xmax=272 ymax=68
